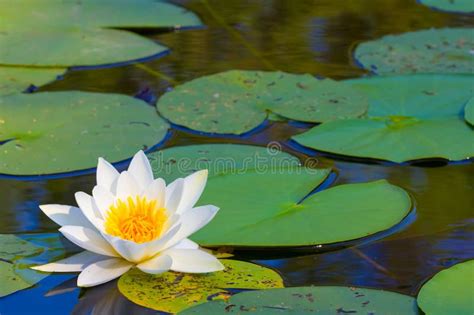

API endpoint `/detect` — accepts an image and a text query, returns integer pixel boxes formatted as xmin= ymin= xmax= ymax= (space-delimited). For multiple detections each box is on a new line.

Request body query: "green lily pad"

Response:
xmin=191 ymin=169 xmax=411 ymax=247
xmin=465 ymin=98 xmax=474 ymax=125
xmin=293 ymin=74 xmax=474 ymax=163
xmin=0 ymin=233 xmax=66 ymax=297
xmin=419 ymin=0 xmax=473 ymax=13
xmin=354 ymin=28 xmax=474 ymax=74
xmin=345 ymin=74 xmax=473 ymax=118
xmin=118 ymin=259 xmax=284 ymax=313
xmin=293 ymin=117 xmax=474 ymax=163
xmin=0 ymin=67 xmax=65 ymax=96
xmin=156 ymin=70 xmax=368 ymax=134
xmin=181 ymin=286 xmax=419 ymax=314
xmin=0 ymin=91 xmax=169 ymax=175
xmin=147 ymin=143 xmax=300 ymax=183
xmin=417 ymin=260 xmax=474 ymax=315
xmin=0 ymin=27 xmax=167 ymax=67
xmin=0 ymin=0 xmax=201 ymax=30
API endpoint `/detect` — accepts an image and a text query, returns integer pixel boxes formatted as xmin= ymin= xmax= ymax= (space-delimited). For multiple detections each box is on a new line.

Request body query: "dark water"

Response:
xmin=1 ymin=0 xmax=473 ymax=314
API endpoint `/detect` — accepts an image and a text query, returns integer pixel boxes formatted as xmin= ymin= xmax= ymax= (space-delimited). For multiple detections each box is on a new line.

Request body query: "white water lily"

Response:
xmin=32 ymin=151 xmax=223 ymax=287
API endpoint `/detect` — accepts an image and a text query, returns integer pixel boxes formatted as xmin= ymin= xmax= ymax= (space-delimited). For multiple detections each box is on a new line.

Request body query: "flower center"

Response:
xmin=104 ymin=196 xmax=168 ymax=244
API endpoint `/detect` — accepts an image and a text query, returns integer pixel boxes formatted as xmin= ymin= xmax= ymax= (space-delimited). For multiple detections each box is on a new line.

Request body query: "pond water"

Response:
xmin=1 ymin=0 xmax=473 ymax=314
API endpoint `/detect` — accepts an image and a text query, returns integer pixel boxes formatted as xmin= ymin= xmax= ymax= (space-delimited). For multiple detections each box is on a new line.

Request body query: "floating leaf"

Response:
xmin=0 ymin=91 xmax=169 ymax=175
xmin=345 ymin=74 xmax=473 ymax=118
xmin=156 ymin=70 xmax=368 ymax=134
xmin=293 ymin=75 xmax=474 ymax=163
xmin=419 ymin=0 xmax=473 ymax=13
xmin=417 ymin=260 xmax=474 ymax=315
xmin=0 ymin=233 xmax=66 ymax=297
xmin=118 ymin=259 xmax=284 ymax=313
xmin=0 ymin=27 xmax=167 ymax=67
xmin=354 ymin=28 xmax=474 ymax=74
xmin=0 ymin=0 xmax=202 ymax=30
xmin=465 ymin=97 xmax=474 ymax=125
xmin=0 ymin=67 xmax=65 ymax=96
xmin=191 ymin=169 xmax=411 ymax=247
xmin=293 ymin=117 xmax=474 ymax=163
xmin=181 ymin=286 xmax=419 ymax=314
xmin=147 ymin=143 xmax=300 ymax=183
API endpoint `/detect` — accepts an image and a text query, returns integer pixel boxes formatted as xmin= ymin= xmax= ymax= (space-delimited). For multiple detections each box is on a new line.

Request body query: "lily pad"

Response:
xmin=191 ymin=169 xmax=411 ymax=247
xmin=147 ymin=143 xmax=300 ymax=183
xmin=181 ymin=286 xmax=419 ymax=314
xmin=417 ymin=260 xmax=474 ymax=315
xmin=293 ymin=74 xmax=474 ymax=163
xmin=0 ymin=27 xmax=167 ymax=67
xmin=0 ymin=233 xmax=66 ymax=297
xmin=419 ymin=0 xmax=474 ymax=13
xmin=293 ymin=117 xmax=474 ymax=163
xmin=0 ymin=0 xmax=202 ymax=30
xmin=0 ymin=91 xmax=169 ymax=175
xmin=118 ymin=259 xmax=284 ymax=313
xmin=465 ymin=98 xmax=474 ymax=125
xmin=156 ymin=70 xmax=368 ymax=134
xmin=0 ymin=67 xmax=65 ymax=96
xmin=354 ymin=28 xmax=474 ymax=74
xmin=345 ymin=74 xmax=473 ymax=118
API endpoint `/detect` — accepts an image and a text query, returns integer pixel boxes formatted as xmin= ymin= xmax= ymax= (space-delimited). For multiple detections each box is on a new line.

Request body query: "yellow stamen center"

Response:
xmin=104 ymin=196 xmax=167 ymax=244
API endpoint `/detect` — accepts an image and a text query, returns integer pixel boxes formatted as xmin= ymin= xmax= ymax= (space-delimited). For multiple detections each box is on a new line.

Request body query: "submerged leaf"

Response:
xmin=118 ymin=260 xmax=284 ymax=313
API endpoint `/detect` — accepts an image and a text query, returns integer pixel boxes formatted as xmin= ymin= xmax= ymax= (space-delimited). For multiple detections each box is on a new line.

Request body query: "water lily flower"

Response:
xmin=32 ymin=151 xmax=223 ymax=287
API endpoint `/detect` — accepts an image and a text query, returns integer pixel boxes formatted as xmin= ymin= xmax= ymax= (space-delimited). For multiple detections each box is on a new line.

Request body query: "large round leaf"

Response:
xmin=419 ymin=0 xmax=474 ymax=13
xmin=118 ymin=259 xmax=284 ymax=313
xmin=181 ymin=286 xmax=419 ymax=314
xmin=354 ymin=28 xmax=474 ymax=74
xmin=156 ymin=70 xmax=368 ymax=134
xmin=465 ymin=97 xmax=474 ymax=125
xmin=0 ymin=0 xmax=201 ymax=30
xmin=417 ymin=260 xmax=474 ymax=315
xmin=191 ymin=169 xmax=411 ymax=247
xmin=0 ymin=28 xmax=167 ymax=67
xmin=292 ymin=117 xmax=474 ymax=163
xmin=345 ymin=74 xmax=473 ymax=118
xmin=0 ymin=67 xmax=65 ymax=96
xmin=147 ymin=143 xmax=300 ymax=183
xmin=0 ymin=91 xmax=169 ymax=175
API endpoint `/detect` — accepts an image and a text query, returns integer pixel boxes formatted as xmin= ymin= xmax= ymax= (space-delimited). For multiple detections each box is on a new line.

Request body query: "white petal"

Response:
xmin=31 ymin=251 xmax=107 ymax=272
xmin=92 ymin=185 xmax=115 ymax=217
xmin=165 ymin=178 xmax=184 ymax=215
xmin=60 ymin=226 xmax=118 ymax=257
xmin=165 ymin=248 xmax=224 ymax=273
xmin=137 ymin=254 xmax=172 ymax=274
xmin=173 ymin=238 xmax=199 ymax=250
xmin=75 ymin=192 xmax=104 ymax=230
xmin=128 ymin=150 xmax=154 ymax=191
xmin=77 ymin=258 xmax=133 ymax=287
xmin=142 ymin=178 xmax=166 ymax=208
xmin=176 ymin=170 xmax=208 ymax=214
xmin=116 ymin=171 xmax=141 ymax=199
xmin=104 ymin=223 xmax=181 ymax=263
xmin=96 ymin=157 xmax=119 ymax=191
xmin=39 ymin=204 xmax=95 ymax=230
xmin=163 ymin=205 xmax=219 ymax=250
